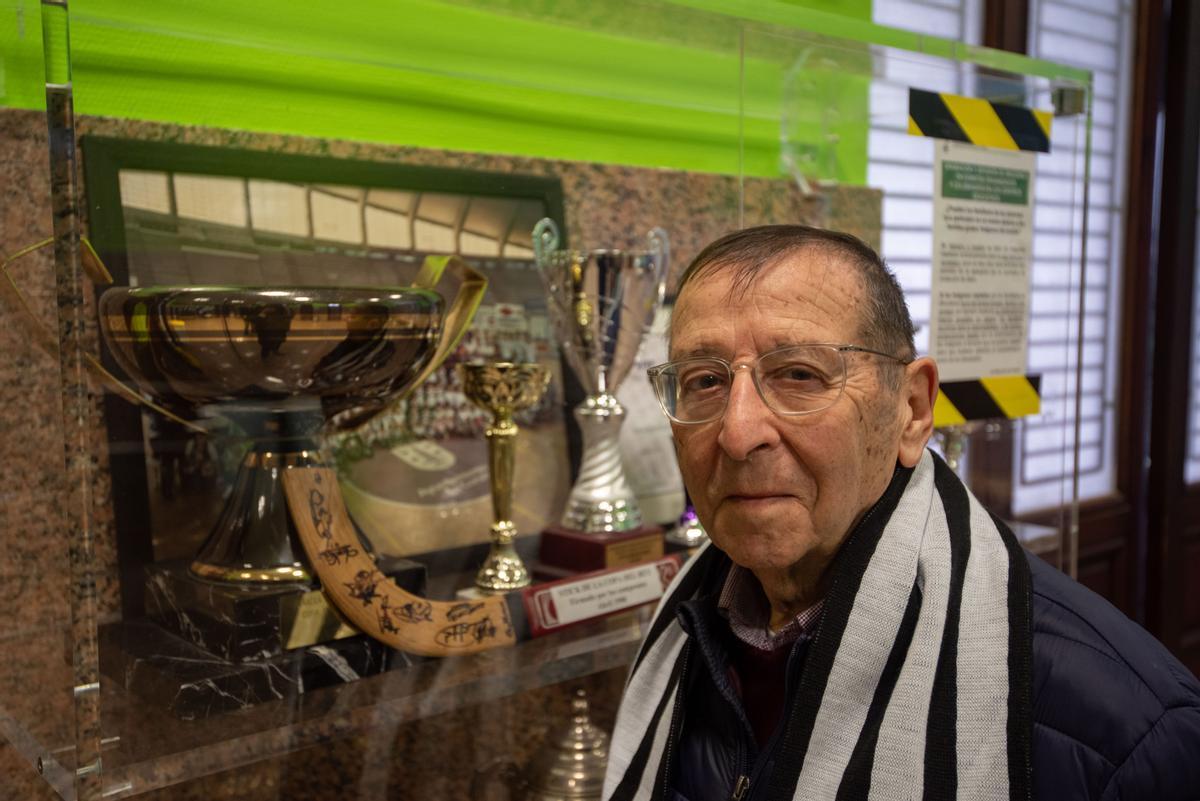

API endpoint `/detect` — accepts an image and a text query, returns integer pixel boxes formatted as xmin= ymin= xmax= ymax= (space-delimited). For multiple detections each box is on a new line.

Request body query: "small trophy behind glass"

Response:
xmin=665 ymin=491 xmax=708 ymax=549
xmin=533 ymin=218 xmax=670 ymax=576
xmin=469 ymin=688 xmax=609 ymax=801
xmin=460 ymin=361 xmax=551 ymax=592
xmin=526 ymin=688 xmax=610 ymax=800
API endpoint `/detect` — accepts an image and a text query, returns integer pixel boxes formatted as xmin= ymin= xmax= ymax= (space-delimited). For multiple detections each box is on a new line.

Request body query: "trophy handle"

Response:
xmin=404 ymin=254 xmax=488 ymax=397
xmin=646 ymin=226 xmax=670 ymax=308
xmin=1 ymin=237 xmax=205 ymax=433
xmin=532 ymin=217 xmax=561 ymax=266
xmin=283 ymin=467 xmax=517 ymax=657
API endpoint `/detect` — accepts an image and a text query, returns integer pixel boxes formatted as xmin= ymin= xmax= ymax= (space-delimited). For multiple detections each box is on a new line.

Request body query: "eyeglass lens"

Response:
xmin=654 ymin=345 xmax=846 ymax=422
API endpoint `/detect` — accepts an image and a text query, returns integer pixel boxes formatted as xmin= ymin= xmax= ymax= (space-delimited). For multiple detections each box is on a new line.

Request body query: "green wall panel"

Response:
xmin=1 ymin=0 xmax=873 ymax=180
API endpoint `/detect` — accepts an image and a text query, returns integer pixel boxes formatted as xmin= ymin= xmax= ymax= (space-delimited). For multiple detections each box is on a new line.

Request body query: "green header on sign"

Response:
xmin=942 ymin=161 xmax=1030 ymax=205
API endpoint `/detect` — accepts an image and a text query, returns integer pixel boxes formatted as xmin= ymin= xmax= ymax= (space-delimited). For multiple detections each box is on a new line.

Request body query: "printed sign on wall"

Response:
xmin=929 ymin=139 xmax=1037 ymax=382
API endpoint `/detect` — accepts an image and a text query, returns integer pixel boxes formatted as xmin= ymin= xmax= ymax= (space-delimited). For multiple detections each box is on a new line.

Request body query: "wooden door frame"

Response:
xmin=1141 ymin=0 xmax=1200 ymax=671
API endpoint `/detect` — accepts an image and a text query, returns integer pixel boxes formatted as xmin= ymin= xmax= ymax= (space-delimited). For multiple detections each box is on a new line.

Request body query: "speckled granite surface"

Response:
xmin=118 ymin=667 xmax=625 ymax=801
xmin=0 ymin=106 xmax=881 ymax=799
xmin=0 ymin=108 xmax=79 ymax=801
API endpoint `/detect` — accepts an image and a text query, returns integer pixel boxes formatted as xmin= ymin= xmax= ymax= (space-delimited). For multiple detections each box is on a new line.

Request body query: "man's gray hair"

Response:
xmin=675 ymin=224 xmax=917 ymax=363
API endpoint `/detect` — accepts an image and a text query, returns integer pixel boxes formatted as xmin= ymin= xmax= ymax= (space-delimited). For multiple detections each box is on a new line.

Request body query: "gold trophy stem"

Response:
xmin=487 ymin=417 xmax=517 ymax=525
xmin=477 ymin=413 xmax=529 ymax=592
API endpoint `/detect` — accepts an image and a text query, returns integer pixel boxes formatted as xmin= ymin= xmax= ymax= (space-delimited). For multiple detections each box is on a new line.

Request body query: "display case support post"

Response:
xmin=41 ymin=1 xmax=103 ymax=798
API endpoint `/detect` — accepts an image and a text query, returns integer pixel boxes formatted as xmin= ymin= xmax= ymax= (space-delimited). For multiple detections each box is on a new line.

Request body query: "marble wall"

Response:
xmin=0 ymin=108 xmax=83 ymax=801
xmin=0 ymin=106 xmax=880 ymax=799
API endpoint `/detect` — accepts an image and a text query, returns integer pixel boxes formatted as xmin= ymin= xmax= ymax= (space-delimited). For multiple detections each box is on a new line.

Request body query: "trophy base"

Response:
xmin=534 ymin=523 xmax=664 ymax=578
xmin=664 ymin=521 xmax=708 ymax=550
xmin=146 ymin=557 xmax=426 ymax=662
xmin=663 ymin=534 xmax=705 ymax=555
xmin=98 ymin=618 xmax=411 ymax=720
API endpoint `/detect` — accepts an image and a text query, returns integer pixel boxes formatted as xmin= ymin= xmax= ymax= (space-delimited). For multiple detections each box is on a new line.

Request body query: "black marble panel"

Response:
xmin=145 ymin=557 xmax=426 ymax=662
xmin=99 ymin=618 xmax=416 ymax=720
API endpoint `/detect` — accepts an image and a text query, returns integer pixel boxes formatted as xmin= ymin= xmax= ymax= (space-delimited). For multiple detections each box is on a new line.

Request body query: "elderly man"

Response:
xmin=602 ymin=226 xmax=1200 ymax=801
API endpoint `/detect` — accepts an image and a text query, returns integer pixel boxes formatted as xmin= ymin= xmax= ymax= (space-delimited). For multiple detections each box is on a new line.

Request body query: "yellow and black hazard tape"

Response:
xmin=933 ymin=374 xmax=1042 ymax=428
xmin=908 ymin=88 xmax=1052 ymax=153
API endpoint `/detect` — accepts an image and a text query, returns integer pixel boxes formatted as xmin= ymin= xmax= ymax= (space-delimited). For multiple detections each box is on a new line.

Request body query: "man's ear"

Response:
xmin=897 ymin=357 xmax=938 ymax=468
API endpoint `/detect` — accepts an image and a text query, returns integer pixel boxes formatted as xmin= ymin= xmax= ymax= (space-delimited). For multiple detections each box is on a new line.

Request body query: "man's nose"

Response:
xmin=716 ymin=369 xmax=780 ymax=460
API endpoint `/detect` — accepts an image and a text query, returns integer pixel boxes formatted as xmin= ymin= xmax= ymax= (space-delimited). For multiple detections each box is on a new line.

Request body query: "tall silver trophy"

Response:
xmin=533 ymin=218 xmax=670 ymax=575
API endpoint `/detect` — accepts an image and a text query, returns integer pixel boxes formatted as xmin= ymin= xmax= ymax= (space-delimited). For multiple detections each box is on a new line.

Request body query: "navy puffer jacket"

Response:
xmin=670 ymin=552 xmax=1200 ymax=801
xmin=1027 ymin=554 xmax=1200 ymax=799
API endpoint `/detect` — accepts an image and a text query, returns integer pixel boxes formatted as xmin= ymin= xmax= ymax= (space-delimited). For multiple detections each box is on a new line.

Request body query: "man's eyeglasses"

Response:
xmin=646 ymin=344 xmax=912 ymax=425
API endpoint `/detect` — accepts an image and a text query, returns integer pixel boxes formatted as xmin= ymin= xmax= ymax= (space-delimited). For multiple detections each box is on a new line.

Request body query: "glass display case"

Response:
xmin=0 ymin=1 xmax=1092 ymax=798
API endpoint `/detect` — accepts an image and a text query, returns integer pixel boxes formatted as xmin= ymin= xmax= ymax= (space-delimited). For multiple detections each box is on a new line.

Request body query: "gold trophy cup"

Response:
xmin=97 ymin=259 xmax=532 ymax=657
xmin=459 ymin=362 xmax=551 ymax=592
xmin=98 ymin=256 xmax=484 ymax=586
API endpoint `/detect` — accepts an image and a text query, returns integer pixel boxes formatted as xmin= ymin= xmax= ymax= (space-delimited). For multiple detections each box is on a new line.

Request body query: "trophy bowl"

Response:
xmin=99 ymin=264 xmax=483 ymax=585
xmin=100 ymin=286 xmax=443 ymax=422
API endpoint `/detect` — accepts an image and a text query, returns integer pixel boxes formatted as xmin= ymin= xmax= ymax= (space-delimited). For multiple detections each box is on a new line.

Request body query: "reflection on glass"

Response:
xmin=174 ymin=174 xmax=248 ymax=227
xmin=118 ymin=169 xmax=171 ymax=213
xmin=248 ymin=179 xmax=309 ymax=237
xmin=311 ymin=186 xmax=363 ymax=243
xmin=122 ymin=170 xmax=547 ymax=258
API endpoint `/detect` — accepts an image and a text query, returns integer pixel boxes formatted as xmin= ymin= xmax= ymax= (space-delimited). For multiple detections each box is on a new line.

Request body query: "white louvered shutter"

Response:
xmin=1015 ymin=0 xmax=1133 ymax=510
xmin=869 ymin=0 xmax=983 ymax=357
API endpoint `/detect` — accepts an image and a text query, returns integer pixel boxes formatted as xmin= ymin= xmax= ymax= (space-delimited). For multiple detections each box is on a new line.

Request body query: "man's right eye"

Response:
xmin=680 ymin=370 xmax=726 ymax=394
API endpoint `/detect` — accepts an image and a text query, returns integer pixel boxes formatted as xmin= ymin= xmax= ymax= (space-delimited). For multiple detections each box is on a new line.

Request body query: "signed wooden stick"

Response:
xmin=282 ymin=466 xmax=518 ymax=657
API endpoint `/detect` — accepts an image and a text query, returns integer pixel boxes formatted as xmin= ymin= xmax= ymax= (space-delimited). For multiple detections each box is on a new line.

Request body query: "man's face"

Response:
xmin=669 ymin=250 xmax=905 ymax=575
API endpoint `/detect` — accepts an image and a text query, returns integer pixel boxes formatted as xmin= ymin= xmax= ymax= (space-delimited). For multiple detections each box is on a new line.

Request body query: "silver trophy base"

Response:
xmin=561 ymin=497 xmax=638 ymax=534
xmin=665 ymin=519 xmax=708 ymax=548
xmin=559 ymin=393 xmax=643 ymax=533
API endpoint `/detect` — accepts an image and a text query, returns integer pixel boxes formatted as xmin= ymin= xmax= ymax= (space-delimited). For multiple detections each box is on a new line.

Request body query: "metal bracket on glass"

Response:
xmin=780 ymin=50 xmax=847 ymax=197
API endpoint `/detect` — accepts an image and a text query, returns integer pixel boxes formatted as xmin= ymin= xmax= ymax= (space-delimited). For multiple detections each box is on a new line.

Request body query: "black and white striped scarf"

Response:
xmin=602 ymin=449 xmax=1033 ymax=801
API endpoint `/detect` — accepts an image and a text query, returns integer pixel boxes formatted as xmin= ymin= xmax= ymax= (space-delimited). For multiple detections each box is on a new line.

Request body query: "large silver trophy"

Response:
xmin=533 ymin=218 xmax=669 ymax=574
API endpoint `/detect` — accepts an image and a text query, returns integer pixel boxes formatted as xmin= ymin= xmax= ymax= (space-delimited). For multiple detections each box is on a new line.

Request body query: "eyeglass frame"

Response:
xmin=645 ymin=343 xmax=914 ymax=425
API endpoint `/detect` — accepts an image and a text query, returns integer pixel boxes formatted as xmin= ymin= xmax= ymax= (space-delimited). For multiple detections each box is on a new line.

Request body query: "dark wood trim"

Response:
xmin=1077 ymin=499 xmax=1137 ymax=614
xmin=1179 ymin=496 xmax=1200 ymax=675
xmin=1076 ymin=527 xmax=1135 ymax=611
xmin=1113 ymin=0 xmax=1169 ymax=625
xmin=1016 ymin=495 xmax=1128 ymax=534
xmin=983 ymin=0 xmax=1029 ymax=54
xmin=1019 ymin=495 xmax=1137 ymax=613
xmin=1143 ymin=0 xmax=1200 ymax=657
xmin=966 ymin=421 xmax=1014 ymax=519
